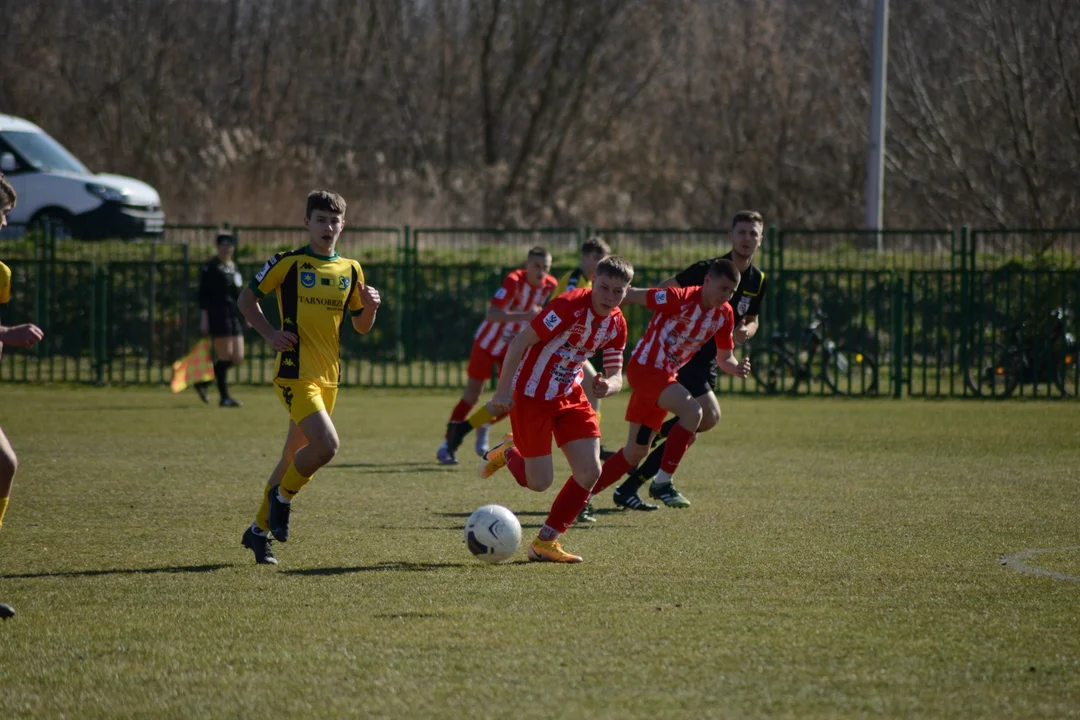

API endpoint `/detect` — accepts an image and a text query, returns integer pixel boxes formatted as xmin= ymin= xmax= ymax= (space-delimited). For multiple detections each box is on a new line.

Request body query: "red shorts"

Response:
xmin=467 ymin=342 xmax=503 ymax=382
xmin=510 ymin=384 xmax=600 ymax=458
xmin=625 ymin=363 xmax=678 ymax=432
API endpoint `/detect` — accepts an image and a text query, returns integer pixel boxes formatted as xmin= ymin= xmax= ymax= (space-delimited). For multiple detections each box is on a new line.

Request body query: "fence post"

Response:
xmin=891 ymin=272 xmax=905 ymax=398
xmin=94 ymin=265 xmax=108 ymax=385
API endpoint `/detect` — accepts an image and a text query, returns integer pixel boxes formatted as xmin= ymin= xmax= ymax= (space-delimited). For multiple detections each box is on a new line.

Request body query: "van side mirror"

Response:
xmin=0 ymin=153 xmax=15 ymax=172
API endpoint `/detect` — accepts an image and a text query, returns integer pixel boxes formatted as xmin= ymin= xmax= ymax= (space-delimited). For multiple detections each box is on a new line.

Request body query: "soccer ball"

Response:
xmin=464 ymin=504 xmax=522 ymax=564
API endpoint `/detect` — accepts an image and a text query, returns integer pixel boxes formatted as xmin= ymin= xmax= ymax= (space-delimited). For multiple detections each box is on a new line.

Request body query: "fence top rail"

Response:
xmin=779 ymin=228 xmax=955 ymax=235
xmin=233 ymin=225 xmax=401 ymax=233
xmin=593 ymin=227 xmax=730 ymax=234
xmin=970 ymin=228 xmax=1080 ymax=235
xmin=412 ymin=227 xmax=580 ymax=235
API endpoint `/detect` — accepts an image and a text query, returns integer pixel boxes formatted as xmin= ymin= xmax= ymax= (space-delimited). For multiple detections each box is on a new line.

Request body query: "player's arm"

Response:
xmin=485 ymin=303 xmax=540 ymax=323
xmin=489 ymin=325 xmax=542 ymax=412
xmin=350 ymin=284 xmax=380 ymax=334
xmin=620 ymin=288 xmax=650 ymax=306
xmin=621 ymin=287 xmax=685 ymax=311
xmin=734 ymin=314 xmax=759 ymax=345
xmin=592 ymin=321 xmax=627 ymax=398
xmin=715 ymin=310 xmax=750 ymax=377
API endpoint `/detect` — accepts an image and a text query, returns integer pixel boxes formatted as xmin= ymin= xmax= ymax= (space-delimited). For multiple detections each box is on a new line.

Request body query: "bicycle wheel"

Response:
xmin=964 ymin=343 xmax=1020 ymax=398
xmin=750 ymin=348 xmax=800 ymax=395
xmin=823 ymin=345 xmax=879 ymax=395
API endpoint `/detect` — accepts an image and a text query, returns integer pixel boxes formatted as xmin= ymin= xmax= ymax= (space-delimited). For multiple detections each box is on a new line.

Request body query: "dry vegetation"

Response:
xmin=1 ymin=0 xmax=1077 ymax=228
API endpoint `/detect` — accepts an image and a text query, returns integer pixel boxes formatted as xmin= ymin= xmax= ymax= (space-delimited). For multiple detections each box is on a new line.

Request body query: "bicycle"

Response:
xmin=964 ymin=307 xmax=1078 ymax=398
xmin=749 ymin=307 xmax=879 ymax=395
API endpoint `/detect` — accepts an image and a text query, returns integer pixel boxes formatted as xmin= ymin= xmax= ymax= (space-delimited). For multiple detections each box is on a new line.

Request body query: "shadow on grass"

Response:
xmin=434 ymin=510 xmax=552 ymax=518
xmin=0 ymin=563 xmax=229 ymax=580
xmin=282 ymin=560 xmax=528 ymax=576
xmin=323 ymin=462 xmax=457 ymax=474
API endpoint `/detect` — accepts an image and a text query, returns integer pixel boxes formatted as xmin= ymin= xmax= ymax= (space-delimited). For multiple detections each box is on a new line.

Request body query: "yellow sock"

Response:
xmin=0 ymin=496 xmax=8 ymax=533
xmin=468 ymin=405 xmax=497 ymax=429
xmin=255 ymin=483 xmax=272 ymax=532
xmin=280 ymin=462 xmax=313 ymax=499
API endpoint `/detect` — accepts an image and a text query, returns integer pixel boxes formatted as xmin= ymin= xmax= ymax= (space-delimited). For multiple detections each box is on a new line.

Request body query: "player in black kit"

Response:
xmin=195 ymin=232 xmax=246 ymax=406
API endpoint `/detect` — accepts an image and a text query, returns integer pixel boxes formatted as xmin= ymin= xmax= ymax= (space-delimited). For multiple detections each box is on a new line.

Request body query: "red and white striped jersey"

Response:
xmin=512 ymin=289 xmax=628 ymax=401
xmin=473 ymin=269 xmax=557 ymax=357
xmin=629 ymin=287 xmax=734 ymax=376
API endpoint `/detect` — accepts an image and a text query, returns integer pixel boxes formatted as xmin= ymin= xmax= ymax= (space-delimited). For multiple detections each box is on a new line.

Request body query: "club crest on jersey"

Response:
xmin=543 ymin=310 xmax=562 ymax=331
xmin=654 ymin=290 xmax=668 ymax=304
xmin=737 ymin=296 xmax=751 ymax=316
xmin=301 ymin=271 xmax=316 ymax=288
xmin=338 ymin=276 xmax=350 ymax=290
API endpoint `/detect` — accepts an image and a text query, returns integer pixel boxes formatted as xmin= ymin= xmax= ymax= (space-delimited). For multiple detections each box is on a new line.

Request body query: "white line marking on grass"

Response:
xmin=999 ymin=546 xmax=1080 ymax=584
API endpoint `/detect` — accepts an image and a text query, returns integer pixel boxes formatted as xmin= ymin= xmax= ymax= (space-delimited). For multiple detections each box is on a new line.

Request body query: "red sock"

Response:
xmin=446 ymin=400 xmax=473 ymax=436
xmin=544 ymin=477 xmax=592 ymax=534
xmin=506 ymin=446 xmax=528 ymax=488
xmin=591 ymin=449 xmax=634 ymax=495
xmin=660 ymin=423 xmax=696 ymax=474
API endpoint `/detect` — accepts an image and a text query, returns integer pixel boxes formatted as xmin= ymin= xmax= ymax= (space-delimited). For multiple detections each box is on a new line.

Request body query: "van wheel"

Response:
xmin=29 ymin=209 xmax=74 ymax=240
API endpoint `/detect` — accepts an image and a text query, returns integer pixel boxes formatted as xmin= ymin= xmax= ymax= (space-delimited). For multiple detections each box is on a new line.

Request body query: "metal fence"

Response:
xmin=2 ymin=252 xmax=1077 ymax=398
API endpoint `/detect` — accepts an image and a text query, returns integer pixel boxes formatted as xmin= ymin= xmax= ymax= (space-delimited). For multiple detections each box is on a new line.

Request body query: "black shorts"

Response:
xmin=676 ymin=358 xmax=718 ymax=398
xmin=207 ymin=308 xmax=243 ymax=338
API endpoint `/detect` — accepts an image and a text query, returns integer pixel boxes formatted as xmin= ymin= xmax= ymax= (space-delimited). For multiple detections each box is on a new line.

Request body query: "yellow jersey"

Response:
xmin=553 ymin=267 xmax=591 ymax=298
xmin=250 ymin=246 xmax=365 ymax=387
xmin=0 ymin=261 xmax=10 ymax=304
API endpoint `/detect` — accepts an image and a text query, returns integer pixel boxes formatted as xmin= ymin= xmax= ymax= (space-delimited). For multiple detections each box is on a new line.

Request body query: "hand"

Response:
xmin=1 ymin=323 xmax=44 ymax=348
xmin=270 ymin=330 xmax=298 ymax=352
xmin=736 ymin=356 xmax=751 ymax=379
xmin=525 ymin=304 xmax=543 ymax=320
xmin=591 ymin=372 xmax=615 ymax=399
xmin=360 ymin=284 xmax=381 ymax=309
xmin=733 ymin=322 xmax=750 ymax=345
xmin=490 ymin=389 xmax=513 ymax=414
xmin=199 ymin=316 xmax=209 ymax=336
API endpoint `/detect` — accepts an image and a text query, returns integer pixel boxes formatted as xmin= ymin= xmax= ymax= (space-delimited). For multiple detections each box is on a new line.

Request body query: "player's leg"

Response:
xmin=0 ymin=427 xmax=17 ymax=535
xmin=265 ymin=383 xmax=338 ymax=542
xmin=438 ymin=346 xmax=489 ymax=463
xmin=452 ymin=352 xmax=506 ymax=457
xmin=616 ymin=362 xmax=715 ymax=508
xmin=480 ymin=397 xmax=555 ymax=491
xmin=644 ymin=385 xmax=702 ymax=508
xmin=0 ymin=428 xmax=17 ymax=617
xmin=527 ymin=437 xmax=599 ymax=563
xmin=214 ymin=335 xmax=242 ymax=407
xmin=242 ymin=420 xmax=306 ymax=565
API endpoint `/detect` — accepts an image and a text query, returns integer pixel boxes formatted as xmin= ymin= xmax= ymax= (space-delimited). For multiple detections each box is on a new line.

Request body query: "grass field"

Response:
xmin=0 ymin=386 xmax=1078 ymax=718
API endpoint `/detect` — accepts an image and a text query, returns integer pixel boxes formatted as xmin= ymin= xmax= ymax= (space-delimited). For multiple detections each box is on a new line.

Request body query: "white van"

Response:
xmin=0 ymin=113 xmax=165 ymax=238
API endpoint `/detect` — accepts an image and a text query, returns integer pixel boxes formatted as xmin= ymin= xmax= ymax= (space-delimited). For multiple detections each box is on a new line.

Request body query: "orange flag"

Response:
xmin=170 ymin=339 xmax=215 ymax=393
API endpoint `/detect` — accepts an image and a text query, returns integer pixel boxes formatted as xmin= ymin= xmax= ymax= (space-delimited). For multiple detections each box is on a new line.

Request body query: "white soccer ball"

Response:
xmin=464 ymin=504 xmax=522 ymax=564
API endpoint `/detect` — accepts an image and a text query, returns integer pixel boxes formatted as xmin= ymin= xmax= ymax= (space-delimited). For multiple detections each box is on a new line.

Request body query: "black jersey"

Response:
xmin=674 ymin=251 xmax=767 ymax=368
xmin=199 ymin=257 xmax=243 ymax=312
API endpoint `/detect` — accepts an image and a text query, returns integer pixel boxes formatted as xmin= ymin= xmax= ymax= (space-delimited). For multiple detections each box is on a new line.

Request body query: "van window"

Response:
xmin=1 ymin=130 xmax=89 ymax=174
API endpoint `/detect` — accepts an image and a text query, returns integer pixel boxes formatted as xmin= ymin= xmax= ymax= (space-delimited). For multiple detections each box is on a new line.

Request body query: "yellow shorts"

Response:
xmin=274 ymin=380 xmax=338 ymax=425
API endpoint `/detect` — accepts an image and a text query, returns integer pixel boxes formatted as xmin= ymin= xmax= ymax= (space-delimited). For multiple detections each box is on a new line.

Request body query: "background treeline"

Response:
xmin=1 ymin=0 xmax=1077 ymax=228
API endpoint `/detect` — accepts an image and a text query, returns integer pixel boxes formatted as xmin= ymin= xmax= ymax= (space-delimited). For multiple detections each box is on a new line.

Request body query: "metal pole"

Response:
xmin=866 ymin=0 xmax=889 ymax=249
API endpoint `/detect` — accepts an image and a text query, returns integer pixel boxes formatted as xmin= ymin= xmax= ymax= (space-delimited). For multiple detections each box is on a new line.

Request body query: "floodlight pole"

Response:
xmin=866 ymin=0 xmax=889 ymax=250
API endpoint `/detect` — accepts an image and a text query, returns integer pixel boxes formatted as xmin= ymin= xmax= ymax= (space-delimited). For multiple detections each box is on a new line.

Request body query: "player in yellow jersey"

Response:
xmin=1 ymin=173 xmax=45 ymax=619
xmin=236 ymin=190 xmax=381 ymax=565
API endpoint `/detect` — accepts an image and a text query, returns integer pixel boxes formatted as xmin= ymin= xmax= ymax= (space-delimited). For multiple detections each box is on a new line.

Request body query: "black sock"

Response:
xmin=659 ymin=415 xmax=678 ymax=440
xmin=214 ymin=360 xmax=233 ymax=399
xmin=447 ymin=421 xmax=472 ymax=451
xmin=636 ymin=440 xmax=666 ymax=485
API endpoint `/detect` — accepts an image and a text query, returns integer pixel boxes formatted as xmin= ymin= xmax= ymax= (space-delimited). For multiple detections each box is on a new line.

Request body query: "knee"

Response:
xmin=0 ymin=448 xmax=16 ymax=485
xmin=681 ymin=405 xmax=704 ymax=429
xmin=462 ymin=386 xmax=482 ymax=406
xmin=623 ymin=444 xmax=649 ymax=466
xmin=527 ymin=471 xmax=554 ymax=493
xmin=698 ymin=405 xmax=720 ymax=432
xmin=311 ymin=431 xmax=340 ymax=465
xmin=575 ymin=466 xmax=600 ymax=490
xmin=232 ymin=348 xmax=245 ymax=363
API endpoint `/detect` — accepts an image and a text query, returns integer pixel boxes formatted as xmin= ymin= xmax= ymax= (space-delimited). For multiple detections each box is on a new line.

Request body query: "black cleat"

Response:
xmin=194 ymin=382 xmax=210 ymax=404
xmin=220 ymin=397 xmax=243 ymax=407
xmin=266 ymin=486 xmax=291 ymax=542
xmin=0 ymin=602 xmax=15 ymax=619
xmin=241 ymin=527 xmax=279 ymax=565
xmin=576 ymin=500 xmax=597 ymax=524
xmin=613 ymin=486 xmax=660 ymax=511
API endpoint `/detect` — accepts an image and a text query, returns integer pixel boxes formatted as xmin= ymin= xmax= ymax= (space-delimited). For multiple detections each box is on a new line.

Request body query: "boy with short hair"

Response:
xmin=0 ymin=172 xmax=46 ymax=619
xmin=437 ymin=247 xmax=556 ymax=464
xmin=587 ymin=259 xmax=751 ymax=506
xmin=613 ymin=211 xmax=767 ymax=509
xmin=479 ymin=255 xmax=633 ymax=564
xmin=236 ymin=189 xmax=381 ymax=565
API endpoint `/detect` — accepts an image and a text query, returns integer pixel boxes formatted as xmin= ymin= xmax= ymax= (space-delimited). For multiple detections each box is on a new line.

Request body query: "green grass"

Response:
xmin=1 ymin=387 xmax=1078 ymax=718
